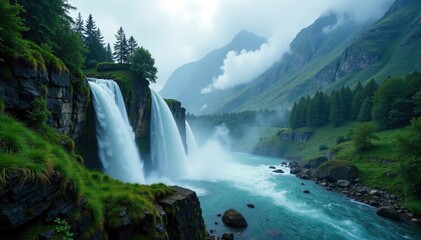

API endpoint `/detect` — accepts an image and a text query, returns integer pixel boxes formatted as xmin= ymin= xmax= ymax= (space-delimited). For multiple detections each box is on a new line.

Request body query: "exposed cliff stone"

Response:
xmin=0 ymin=179 xmax=206 ymax=240
xmin=0 ymin=61 xmax=88 ymax=142
xmin=252 ymin=142 xmax=284 ymax=157
xmin=130 ymin=78 xmax=151 ymax=140
xmin=165 ymin=99 xmax=187 ymax=153
xmin=281 ymin=131 xmax=313 ymax=143
xmin=159 ymin=186 xmax=206 ymax=240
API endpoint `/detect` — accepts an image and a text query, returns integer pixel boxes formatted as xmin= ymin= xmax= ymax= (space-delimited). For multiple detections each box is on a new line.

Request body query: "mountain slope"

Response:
xmin=159 ymin=31 xmax=266 ymax=113
xmin=213 ymin=0 xmax=421 ymax=113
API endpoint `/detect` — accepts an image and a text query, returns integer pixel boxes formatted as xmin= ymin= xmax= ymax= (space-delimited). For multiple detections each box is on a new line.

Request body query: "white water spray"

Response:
xmin=150 ymin=90 xmax=187 ymax=178
xmin=88 ymin=78 xmax=145 ymax=184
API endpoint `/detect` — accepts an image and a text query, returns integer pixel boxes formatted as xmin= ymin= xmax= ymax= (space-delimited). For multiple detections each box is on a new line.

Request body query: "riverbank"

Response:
xmin=285 ymin=160 xmax=421 ymax=225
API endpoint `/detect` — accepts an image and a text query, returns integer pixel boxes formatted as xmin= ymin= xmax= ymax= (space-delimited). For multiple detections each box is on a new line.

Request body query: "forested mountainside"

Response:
xmin=162 ymin=0 xmax=421 ymax=114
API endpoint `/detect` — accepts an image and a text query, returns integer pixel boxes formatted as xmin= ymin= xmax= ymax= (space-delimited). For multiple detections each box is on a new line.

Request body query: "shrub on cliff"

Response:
xmin=130 ymin=47 xmax=157 ymax=83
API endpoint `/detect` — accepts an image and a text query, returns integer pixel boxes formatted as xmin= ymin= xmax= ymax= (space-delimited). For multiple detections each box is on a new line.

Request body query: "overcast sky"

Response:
xmin=70 ymin=0 xmax=393 ymax=91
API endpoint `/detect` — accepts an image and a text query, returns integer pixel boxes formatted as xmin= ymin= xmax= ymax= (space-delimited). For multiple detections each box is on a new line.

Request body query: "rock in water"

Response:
xmin=376 ymin=206 xmax=400 ymax=220
xmin=272 ymin=169 xmax=284 ymax=173
xmin=269 ymin=166 xmax=276 ymax=169
xmin=222 ymin=233 xmax=234 ymax=240
xmin=303 ymin=190 xmax=311 ymax=194
xmin=247 ymin=203 xmax=255 ymax=208
xmin=222 ymin=209 xmax=248 ymax=228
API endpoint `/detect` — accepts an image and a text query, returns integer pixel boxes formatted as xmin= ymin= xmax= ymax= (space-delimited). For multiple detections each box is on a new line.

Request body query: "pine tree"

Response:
xmin=357 ymin=97 xmax=372 ymax=122
xmin=289 ymin=102 xmax=298 ymax=129
xmin=338 ymin=87 xmax=353 ymax=120
xmin=363 ymin=79 xmax=379 ymax=99
xmin=128 ymin=36 xmax=139 ymax=59
xmin=329 ymin=91 xmax=345 ymax=127
xmin=113 ymin=27 xmax=129 ymax=63
xmin=350 ymin=82 xmax=364 ymax=119
xmin=307 ymin=92 xmax=329 ymax=127
xmin=73 ymin=12 xmax=84 ymax=39
xmin=106 ymin=43 xmax=113 ymax=62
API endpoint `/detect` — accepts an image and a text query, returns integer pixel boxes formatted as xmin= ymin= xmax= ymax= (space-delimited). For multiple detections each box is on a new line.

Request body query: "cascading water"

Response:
xmin=185 ymin=121 xmax=198 ymax=155
xmin=150 ymin=90 xmax=187 ymax=178
xmin=88 ymin=78 xmax=145 ymax=184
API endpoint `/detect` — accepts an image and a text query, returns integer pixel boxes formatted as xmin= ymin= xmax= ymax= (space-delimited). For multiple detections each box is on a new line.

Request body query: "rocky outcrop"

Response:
xmin=315 ymin=160 xmax=358 ymax=182
xmin=0 ymin=179 xmax=206 ymax=240
xmin=222 ymin=209 xmax=248 ymax=228
xmin=165 ymin=99 xmax=187 ymax=152
xmin=281 ymin=131 xmax=313 ymax=143
xmin=130 ymin=78 xmax=151 ymax=140
xmin=0 ymin=61 xmax=88 ymax=141
xmin=252 ymin=141 xmax=284 ymax=157
xmin=303 ymin=156 xmax=328 ymax=168
xmin=159 ymin=186 xmax=206 ymax=240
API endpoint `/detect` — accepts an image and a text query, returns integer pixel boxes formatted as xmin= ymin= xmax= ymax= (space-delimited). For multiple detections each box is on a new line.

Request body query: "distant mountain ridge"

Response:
xmin=159 ymin=30 xmax=266 ymax=113
xmin=162 ymin=0 xmax=421 ymax=114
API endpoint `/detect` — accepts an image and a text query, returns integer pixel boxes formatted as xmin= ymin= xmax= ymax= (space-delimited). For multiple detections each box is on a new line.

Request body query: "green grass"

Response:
xmin=83 ymin=68 xmax=135 ymax=105
xmin=0 ymin=113 xmax=174 ymax=239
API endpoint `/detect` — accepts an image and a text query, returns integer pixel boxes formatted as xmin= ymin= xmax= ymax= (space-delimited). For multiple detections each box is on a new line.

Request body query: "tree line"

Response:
xmin=289 ymin=72 xmax=421 ymax=130
xmin=0 ymin=0 xmax=157 ymax=83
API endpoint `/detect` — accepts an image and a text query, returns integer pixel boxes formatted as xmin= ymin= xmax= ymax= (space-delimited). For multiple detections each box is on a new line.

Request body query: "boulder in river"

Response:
xmin=272 ymin=169 xmax=284 ymax=173
xmin=376 ymin=206 xmax=400 ymax=220
xmin=303 ymin=190 xmax=310 ymax=194
xmin=222 ymin=233 xmax=234 ymax=240
xmin=269 ymin=166 xmax=276 ymax=169
xmin=247 ymin=203 xmax=255 ymax=208
xmin=222 ymin=209 xmax=248 ymax=228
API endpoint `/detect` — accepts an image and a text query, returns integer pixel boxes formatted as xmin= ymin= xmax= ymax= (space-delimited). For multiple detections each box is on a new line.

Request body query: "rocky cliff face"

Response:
xmin=130 ymin=78 xmax=151 ymax=140
xmin=0 ymin=61 xmax=88 ymax=142
xmin=165 ymin=99 xmax=187 ymax=153
xmin=0 ymin=177 xmax=206 ymax=240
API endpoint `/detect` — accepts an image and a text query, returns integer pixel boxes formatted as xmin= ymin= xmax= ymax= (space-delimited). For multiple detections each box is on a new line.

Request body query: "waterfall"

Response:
xmin=88 ymin=78 xmax=145 ymax=184
xmin=185 ymin=121 xmax=198 ymax=155
xmin=150 ymin=90 xmax=187 ymax=178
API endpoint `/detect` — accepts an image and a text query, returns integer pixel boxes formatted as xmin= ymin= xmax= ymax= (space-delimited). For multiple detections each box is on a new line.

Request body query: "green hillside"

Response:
xmin=255 ymin=121 xmax=421 ymax=213
xmin=213 ymin=0 xmax=421 ymax=113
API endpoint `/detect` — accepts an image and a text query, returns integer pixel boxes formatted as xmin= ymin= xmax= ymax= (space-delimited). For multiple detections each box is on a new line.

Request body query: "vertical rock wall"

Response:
xmin=0 ymin=61 xmax=88 ymax=142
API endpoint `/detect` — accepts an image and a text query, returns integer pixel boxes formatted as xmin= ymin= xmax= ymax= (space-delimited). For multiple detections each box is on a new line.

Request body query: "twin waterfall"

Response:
xmin=89 ymin=78 xmax=196 ymax=183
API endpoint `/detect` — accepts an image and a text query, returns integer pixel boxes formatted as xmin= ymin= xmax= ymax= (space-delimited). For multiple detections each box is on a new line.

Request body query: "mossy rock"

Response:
xmin=316 ymin=160 xmax=358 ymax=182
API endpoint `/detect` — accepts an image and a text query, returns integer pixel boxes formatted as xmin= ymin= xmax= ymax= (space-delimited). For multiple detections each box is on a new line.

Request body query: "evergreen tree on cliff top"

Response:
xmin=113 ymin=27 xmax=129 ymax=63
xmin=130 ymin=47 xmax=157 ymax=83
xmin=128 ymin=36 xmax=139 ymax=59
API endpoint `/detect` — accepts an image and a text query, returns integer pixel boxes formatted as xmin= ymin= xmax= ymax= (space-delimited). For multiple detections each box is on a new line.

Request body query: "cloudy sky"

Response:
xmin=70 ymin=0 xmax=393 ymax=91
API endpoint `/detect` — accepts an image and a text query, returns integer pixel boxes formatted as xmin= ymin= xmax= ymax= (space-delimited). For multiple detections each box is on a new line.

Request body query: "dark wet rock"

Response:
xmin=326 ymin=187 xmax=333 ymax=191
xmin=298 ymin=174 xmax=310 ymax=180
xmin=222 ymin=233 xmax=234 ymax=240
xmin=215 ymin=222 xmax=219 ymax=225
xmin=269 ymin=166 xmax=276 ymax=169
xmin=377 ymin=206 xmax=400 ymax=220
xmin=290 ymin=168 xmax=301 ymax=175
xmin=289 ymin=161 xmax=300 ymax=168
xmin=281 ymin=161 xmax=287 ymax=165
xmin=222 ymin=209 xmax=247 ymax=228
xmin=217 ymin=213 xmax=222 ymax=217
xmin=272 ymin=169 xmax=284 ymax=173
xmin=300 ymin=183 xmax=305 ymax=185
xmin=369 ymin=200 xmax=380 ymax=207
xmin=336 ymin=180 xmax=351 ymax=187
xmin=303 ymin=156 xmax=328 ymax=169
xmin=247 ymin=203 xmax=255 ymax=208
xmin=303 ymin=190 xmax=310 ymax=194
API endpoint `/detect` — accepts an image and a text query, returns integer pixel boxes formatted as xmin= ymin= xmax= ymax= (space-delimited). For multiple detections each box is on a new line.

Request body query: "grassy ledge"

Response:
xmin=0 ymin=112 xmax=174 ymax=239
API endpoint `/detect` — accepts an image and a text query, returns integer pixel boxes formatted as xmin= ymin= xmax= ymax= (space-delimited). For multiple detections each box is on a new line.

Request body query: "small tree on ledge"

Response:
xmin=130 ymin=47 xmax=157 ymax=83
xmin=352 ymin=122 xmax=379 ymax=152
